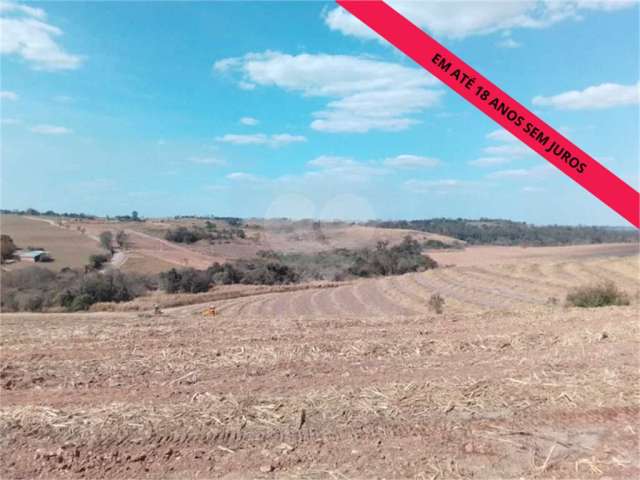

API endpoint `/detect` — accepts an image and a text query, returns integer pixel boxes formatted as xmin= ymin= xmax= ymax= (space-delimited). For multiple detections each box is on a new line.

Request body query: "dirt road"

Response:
xmin=1 ymin=254 xmax=638 ymax=479
xmin=124 ymin=229 xmax=223 ymax=270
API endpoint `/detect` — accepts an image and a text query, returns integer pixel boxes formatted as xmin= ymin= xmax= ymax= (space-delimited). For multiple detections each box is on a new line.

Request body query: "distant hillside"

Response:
xmin=370 ymin=218 xmax=639 ymax=246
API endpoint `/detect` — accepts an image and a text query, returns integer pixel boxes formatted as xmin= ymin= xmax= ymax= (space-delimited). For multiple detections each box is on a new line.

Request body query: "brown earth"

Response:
xmin=3 ymin=215 xmax=462 ymax=274
xmin=0 ymin=215 xmax=103 ymax=271
xmin=1 ymin=250 xmax=638 ymax=479
xmin=428 ymin=242 xmax=639 ymax=267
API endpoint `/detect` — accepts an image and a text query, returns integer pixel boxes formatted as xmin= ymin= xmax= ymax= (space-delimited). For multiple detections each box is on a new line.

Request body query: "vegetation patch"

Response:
xmin=159 ymin=235 xmax=436 ymax=292
xmin=372 ymin=218 xmax=639 ymax=246
xmin=565 ymin=281 xmax=630 ymax=308
xmin=164 ymin=224 xmax=245 ymax=244
xmin=428 ymin=294 xmax=445 ymax=314
xmin=1 ymin=267 xmax=154 ymax=312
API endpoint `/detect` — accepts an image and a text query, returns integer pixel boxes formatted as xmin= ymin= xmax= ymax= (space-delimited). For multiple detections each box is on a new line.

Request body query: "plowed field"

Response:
xmin=1 ymin=251 xmax=638 ymax=479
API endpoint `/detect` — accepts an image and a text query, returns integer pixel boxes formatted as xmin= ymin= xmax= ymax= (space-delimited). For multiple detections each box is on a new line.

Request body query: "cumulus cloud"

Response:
xmin=240 ymin=116 xmax=259 ymax=126
xmin=0 ymin=90 xmax=18 ymax=100
xmin=0 ymin=1 xmax=84 ymax=71
xmin=496 ymin=37 xmax=521 ymax=48
xmin=483 ymin=143 xmax=529 ymax=157
xmin=324 ymin=0 xmax=636 ymax=40
xmin=468 ymin=156 xmax=511 ymax=167
xmin=226 ymin=172 xmax=263 ymax=183
xmin=532 ymin=82 xmax=640 ymax=110
xmin=383 ymin=154 xmax=440 ymax=169
xmin=486 ymin=128 xmax=518 ymax=143
xmin=470 ymin=128 xmax=529 ymax=167
xmin=214 ymin=51 xmax=443 ymax=133
xmin=30 ymin=124 xmax=72 ymax=135
xmin=216 ymin=132 xmax=306 ymax=148
xmin=224 ymin=154 xmax=391 ymax=190
xmin=485 ymin=164 xmax=553 ymax=180
xmin=306 ymin=155 xmax=389 ymax=182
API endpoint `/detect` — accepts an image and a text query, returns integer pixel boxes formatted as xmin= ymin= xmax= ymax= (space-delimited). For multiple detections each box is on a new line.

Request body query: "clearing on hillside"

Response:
xmin=0 ymin=215 xmax=103 ymax=271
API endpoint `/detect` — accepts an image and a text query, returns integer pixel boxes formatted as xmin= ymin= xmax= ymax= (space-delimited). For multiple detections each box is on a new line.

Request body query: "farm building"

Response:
xmin=17 ymin=250 xmax=50 ymax=262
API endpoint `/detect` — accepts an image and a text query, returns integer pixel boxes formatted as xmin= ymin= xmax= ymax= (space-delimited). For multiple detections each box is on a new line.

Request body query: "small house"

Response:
xmin=17 ymin=250 xmax=49 ymax=262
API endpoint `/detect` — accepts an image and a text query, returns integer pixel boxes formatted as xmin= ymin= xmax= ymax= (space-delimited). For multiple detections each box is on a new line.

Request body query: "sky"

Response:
xmin=1 ymin=0 xmax=639 ymax=226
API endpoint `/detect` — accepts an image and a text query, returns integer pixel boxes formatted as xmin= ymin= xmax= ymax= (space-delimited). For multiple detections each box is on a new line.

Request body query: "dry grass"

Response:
xmin=1 ymin=253 xmax=638 ymax=479
xmin=0 ymin=215 xmax=102 ymax=270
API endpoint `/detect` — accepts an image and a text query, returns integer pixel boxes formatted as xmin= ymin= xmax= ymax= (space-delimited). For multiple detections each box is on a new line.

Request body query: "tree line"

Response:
xmin=369 ymin=218 xmax=638 ymax=246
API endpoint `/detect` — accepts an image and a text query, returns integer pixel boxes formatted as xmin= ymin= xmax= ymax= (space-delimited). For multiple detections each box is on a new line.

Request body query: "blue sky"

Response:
xmin=1 ymin=0 xmax=638 ymax=225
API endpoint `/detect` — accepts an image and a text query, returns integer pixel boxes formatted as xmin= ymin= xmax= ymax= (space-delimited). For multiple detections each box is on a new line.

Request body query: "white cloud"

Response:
xmin=307 ymin=155 xmax=356 ymax=169
xmin=227 ymin=172 xmax=263 ymax=182
xmin=238 ymin=81 xmax=256 ymax=91
xmin=483 ymin=143 xmax=529 ymax=157
xmin=532 ymin=82 xmax=640 ymax=110
xmin=239 ymin=116 xmax=259 ymax=126
xmin=189 ymin=156 xmax=227 ymax=166
xmin=216 ymin=132 xmax=306 ymax=148
xmin=475 ymin=128 xmax=528 ymax=166
xmin=486 ymin=128 xmax=518 ymax=143
xmin=0 ymin=1 xmax=45 ymax=18
xmin=468 ymin=156 xmax=511 ymax=167
xmin=324 ymin=1 xmax=636 ymax=40
xmin=0 ymin=1 xmax=83 ymax=71
xmin=497 ymin=37 xmax=521 ymax=48
xmin=214 ymin=51 xmax=442 ymax=133
xmin=522 ymin=186 xmax=545 ymax=193
xmin=306 ymin=155 xmax=389 ymax=182
xmin=0 ymin=90 xmax=18 ymax=100
xmin=384 ymin=154 xmax=440 ymax=169
xmin=30 ymin=124 xmax=72 ymax=135
xmin=485 ymin=164 xmax=553 ymax=180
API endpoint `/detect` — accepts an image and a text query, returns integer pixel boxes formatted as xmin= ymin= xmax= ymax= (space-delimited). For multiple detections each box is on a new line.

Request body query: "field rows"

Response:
xmin=203 ymin=256 xmax=639 ymax=318
xmin=1 ymin=254 xmax=638 ymax=478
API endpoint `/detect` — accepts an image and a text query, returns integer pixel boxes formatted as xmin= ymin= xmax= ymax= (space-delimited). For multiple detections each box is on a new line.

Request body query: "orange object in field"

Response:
xmin=202 ymin=306 xmax=217 ymax=316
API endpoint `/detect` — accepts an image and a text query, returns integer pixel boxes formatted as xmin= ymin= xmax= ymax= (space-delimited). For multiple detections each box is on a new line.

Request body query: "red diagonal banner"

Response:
xmin=337 ymin=0 xmax=640 ymax=228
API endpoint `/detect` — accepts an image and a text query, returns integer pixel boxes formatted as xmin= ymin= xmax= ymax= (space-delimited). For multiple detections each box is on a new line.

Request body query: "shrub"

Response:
xmin=236 ymin=260 xmax=298 ymax=285
xmin=348 ymin=236 xmax=436 ymax=277
xmin=165 ymin=225 xmax=247 ymax=244
xmin=0 ymin=267 xmax=151 ymax=312
xmin=22 ymin=293 xmax=45 ymax=312
xmin=428 ymin=294 xmax=445 ymax=314
xmin=88 ymin=254 xmax=110 ymax=269
xmin=165 ymin=227 xmax=201 ymax=244
xmin=566 ymin=281 xmax=630 ymax=308
xmin=159 ymin=268 xmax=210 ymax=293
xmin=99 ymin=231 xmax=113 ymax=251
xmin=70 ymin=294 xmax=94 ymax=312
xmin=116 ymin=230 xmax=129 ymax=249
xmin=78 ymin=272 xmax=132 ymax=304
xmin=208 ymin=263 xmax=241 ymax=285
xmin=1 ymin=266 xmax=56 ymax=290
xmin=1 ymin=234 xmax=17 ymax=260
